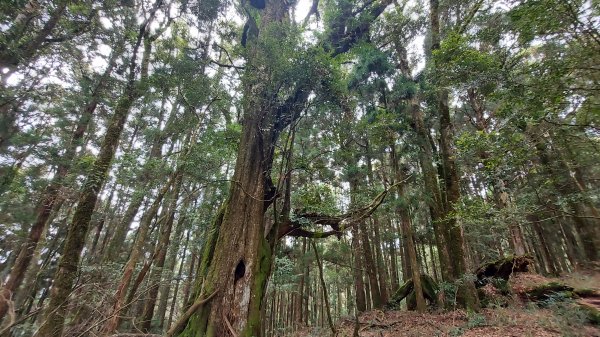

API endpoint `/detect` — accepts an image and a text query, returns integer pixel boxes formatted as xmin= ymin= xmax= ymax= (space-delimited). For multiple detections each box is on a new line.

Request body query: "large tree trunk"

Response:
xmin=174 ymin=0 xmax=392 ymax=333
xmin=429 ymin=0 xmax=479 ymax=310
xmin=176 ymin=3 xmax=291 ymax=330
xmin=177 ymin=116 xmax=274 ymax=336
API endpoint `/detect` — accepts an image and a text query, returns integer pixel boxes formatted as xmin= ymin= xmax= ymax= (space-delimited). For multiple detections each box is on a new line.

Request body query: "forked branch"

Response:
xmin=278 ymin=178 xmax=409 ymax=239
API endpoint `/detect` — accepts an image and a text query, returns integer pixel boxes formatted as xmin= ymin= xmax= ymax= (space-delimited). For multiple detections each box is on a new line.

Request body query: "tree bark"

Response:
xmin=140 ymin=174 xmax=183 ymax=332
xmin=311 ymin=241 xmax=335 ymax=335
xmin=351 ymin=232 xmax=367 ymax=313
xmin=33 ymin=11 xmax=160 ymax=334
xmin=0 ymin=48 xmax=119 ymax=321
xmin=175 ymin=0 xmax=391 ymax=334
xmin=390 ymin=144 xmax=426 ymax=312
xmin=429 ymin=0 xmax=479 ymax=310
xmin=101 ymin=173 xmax=176 ymax=334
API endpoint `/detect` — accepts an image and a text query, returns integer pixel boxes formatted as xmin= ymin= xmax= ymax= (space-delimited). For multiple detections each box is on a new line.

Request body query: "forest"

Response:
xmin=0 ymin=0 xmax=599 ymax=336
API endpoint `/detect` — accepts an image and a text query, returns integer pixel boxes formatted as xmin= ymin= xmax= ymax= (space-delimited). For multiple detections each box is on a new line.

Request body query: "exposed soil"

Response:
xmin=333 ymin=307 xmax=600 ymax=337
xmin=294 ymin=271 xmax=600 ymax=337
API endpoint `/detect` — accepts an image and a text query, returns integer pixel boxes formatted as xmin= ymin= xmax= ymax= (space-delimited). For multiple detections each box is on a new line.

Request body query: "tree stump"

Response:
xmin=387 ymin=274 xmax=438 ymax=310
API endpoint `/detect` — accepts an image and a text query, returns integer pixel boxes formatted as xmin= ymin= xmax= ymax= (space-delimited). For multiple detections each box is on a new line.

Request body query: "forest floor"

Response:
xmin=302 ymin=271 xmax=600 ymax=337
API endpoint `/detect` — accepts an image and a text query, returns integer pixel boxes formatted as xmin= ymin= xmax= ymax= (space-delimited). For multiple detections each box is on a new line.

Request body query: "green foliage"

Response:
xmin=433 ymin=31 xmax=502 ymax=92
xmin=508 ymin=0 xmax=583 ymax=44
xmin=348 ymin=42 xmax=392 ymax=91
xmin=270 ymin=256 xmax=298 ymax=290
xmin=292 ymin=183 xmax=339 ymax=215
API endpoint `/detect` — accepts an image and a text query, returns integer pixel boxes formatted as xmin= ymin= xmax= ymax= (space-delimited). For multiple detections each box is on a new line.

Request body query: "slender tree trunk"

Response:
xmin=533 ymin=137 xmax=600 ymax=262
xmin=0 ymin=50 xmax=119 ymax=321
xmin=157 ymin=206 xmax=189 ymax=331
xmin=104 ymin=99 xmax=181 ymax=262
xmin=388 ymin=220 xmax=400 ymax=290
xmin=529 ymin=215 xmax=558 ymax=275
xmin=165 ymin=228 xmax=191 ymax=330
xmin=311 ymin=241 xmax=335 ymax=334
xmin=390 ymin=144 xmax=426 ymax=312
xmin=140 ymin=173 xmax=183 ymax=332
xmin=102 ymin=173 xmax=175 ymax=334
xmin=33 ymin=19 xmax=157 ymax=334
xmin=358 ymin=222 xmax=382 ymax=308
xmin=365 ymin=142 xmax=389 ymax=303
xmin=295 ymin=238 xmax=306 ymax=325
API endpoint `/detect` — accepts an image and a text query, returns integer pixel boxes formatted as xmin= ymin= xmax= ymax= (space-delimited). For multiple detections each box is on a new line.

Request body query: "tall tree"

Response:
xmin=33 ymin=2 xmax=165 ymax=335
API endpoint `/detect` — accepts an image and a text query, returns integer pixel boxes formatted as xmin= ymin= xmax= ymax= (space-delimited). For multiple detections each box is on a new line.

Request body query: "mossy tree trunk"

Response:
xmin=429 ymin=0 xmax=479 ymax=311
xmin=0 ymin=47 xmax=119 ymax=322
xmin=177 ymin=115 xmax=276 ymax=336
xmin=177 ymin=3 xmax=291 ymax=334
xmin=33 ymin=6 xmax=160 ymax=334
xmin=176 ymin=0 xmax=392 ymax=334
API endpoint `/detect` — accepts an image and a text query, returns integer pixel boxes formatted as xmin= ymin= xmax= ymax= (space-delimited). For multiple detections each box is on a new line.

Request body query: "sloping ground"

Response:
xmin=334 ymin=307 xmax=600 ymax=337
xmin=330 ymin=271 xmax=600 ymax=337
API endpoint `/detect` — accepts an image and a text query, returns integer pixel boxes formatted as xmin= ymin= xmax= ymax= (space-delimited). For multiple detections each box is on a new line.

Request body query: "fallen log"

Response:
xmin=524 ymin=281 xmax=574 ymax=302
xmin=475 ymin=255 xmax=533 ymax=288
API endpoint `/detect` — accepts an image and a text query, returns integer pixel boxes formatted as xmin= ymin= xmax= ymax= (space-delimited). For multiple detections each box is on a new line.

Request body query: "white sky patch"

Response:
xmin=408 ymin=34 xmax=426 ymax=75
xmin=295 ymin=0 xmax=312 ymax=22
xmin=99 ymin=16 xmax=113 ymax=29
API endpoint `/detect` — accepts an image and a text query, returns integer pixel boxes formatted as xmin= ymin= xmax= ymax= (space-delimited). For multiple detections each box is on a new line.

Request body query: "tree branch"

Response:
xmin=278 ymin=178 xmax=409 ymax=239
xmin=210 ymin=59 xmax=245 ymax=69
xmin=165 ymin=289 xmax=219 ymax=337
xmin=302 ymin=0 xmax=320 ymax=26
xmin=329 ymin=0 xmax=393 ymax=56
